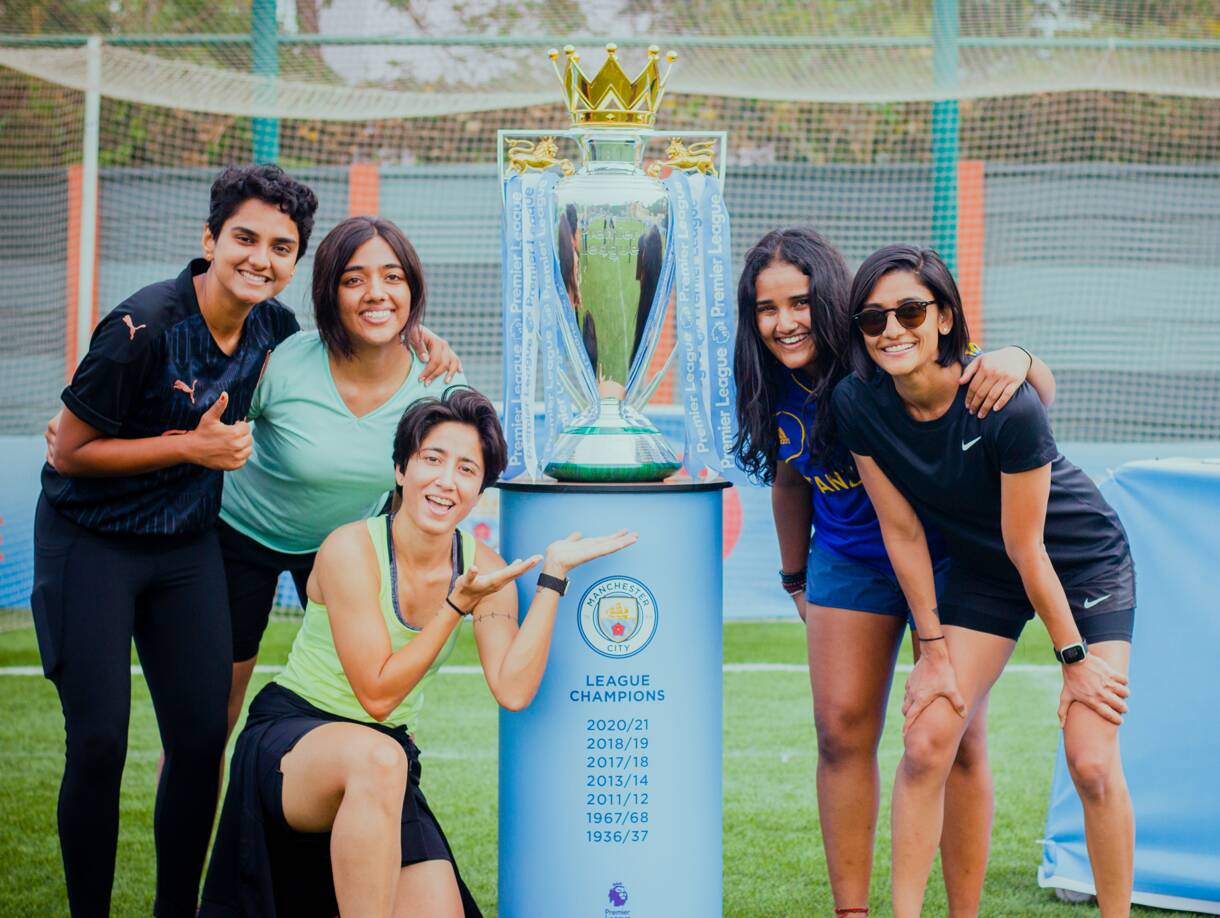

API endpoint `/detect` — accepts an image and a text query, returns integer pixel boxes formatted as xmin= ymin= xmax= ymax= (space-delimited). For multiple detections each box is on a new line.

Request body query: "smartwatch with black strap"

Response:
xmin=1054 ymin=640 xmax=1088 ymax=665
xmin=537 ymin=572 xmax=568 ymax=596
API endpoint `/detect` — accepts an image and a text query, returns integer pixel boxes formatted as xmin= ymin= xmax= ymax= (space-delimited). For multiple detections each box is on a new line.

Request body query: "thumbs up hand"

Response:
xmin=187 ymin=392 xmax=253 ymax=470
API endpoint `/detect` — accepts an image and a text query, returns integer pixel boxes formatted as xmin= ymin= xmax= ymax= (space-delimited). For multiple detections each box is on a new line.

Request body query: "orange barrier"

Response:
xmin=348 ymin=162 xmax=380 ymax=216
xmin=64 ymin=164 xmax=98 ymax=383
xmin=957 ymin=159 xmax=985 ymax=345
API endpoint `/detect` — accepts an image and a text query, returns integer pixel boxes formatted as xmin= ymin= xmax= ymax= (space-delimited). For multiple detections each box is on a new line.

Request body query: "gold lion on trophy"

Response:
xmin=646 ymin=138 xmax=718 ymax=177
xmin=505 ymin=136 xmax=575 ymax=176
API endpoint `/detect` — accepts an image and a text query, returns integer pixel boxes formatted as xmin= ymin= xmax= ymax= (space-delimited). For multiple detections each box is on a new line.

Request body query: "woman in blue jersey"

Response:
xmin=34 ymin=165 xmax=318 ymax=917
xmin=217 ymin=215 xmax=465 ymax=734
xmin=731 ymin=227 xmax=1055 ymax=916
xmin=202 ymin=389 xmax=636 ymax=917
xmin=832 ymin=246 xmax=1133 ymax=917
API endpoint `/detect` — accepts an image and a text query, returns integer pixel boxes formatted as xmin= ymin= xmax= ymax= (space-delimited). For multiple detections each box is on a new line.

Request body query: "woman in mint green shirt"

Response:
xmin=201 ymin=389 xmax=635 ymax=917
xmin=218 ymin=216 xmax=465 ymax=734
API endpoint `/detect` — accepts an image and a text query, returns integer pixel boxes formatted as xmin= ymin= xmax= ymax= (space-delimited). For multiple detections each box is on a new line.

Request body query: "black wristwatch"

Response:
xmin=1054 ymin=640 xmax=1089 ymax=665
xmin=537 ymin=572 xmax=568 ymax=596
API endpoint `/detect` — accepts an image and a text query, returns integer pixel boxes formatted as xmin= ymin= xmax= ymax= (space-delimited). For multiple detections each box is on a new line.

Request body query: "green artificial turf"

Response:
xmin=0 ymin=621 xmax=1194 ymax=916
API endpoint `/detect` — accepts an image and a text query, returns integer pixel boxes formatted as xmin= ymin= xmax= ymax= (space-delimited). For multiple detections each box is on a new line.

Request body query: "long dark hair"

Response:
xmin=731 ymin=227 xmax=852 ymax=485
xmin=846 ymin=245 xmax=970 ymax=379
xmin=312 ymin=216 xmax=426 ymax=360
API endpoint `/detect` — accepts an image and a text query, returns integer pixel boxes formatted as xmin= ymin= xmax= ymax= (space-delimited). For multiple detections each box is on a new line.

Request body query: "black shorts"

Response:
xmin=217 ymin=520 xmax=316 ymax=661
xmin=203 ymin=683 xmax=482 ymax=917
xmin=939 ymin=559 xmax=1135 ymax=643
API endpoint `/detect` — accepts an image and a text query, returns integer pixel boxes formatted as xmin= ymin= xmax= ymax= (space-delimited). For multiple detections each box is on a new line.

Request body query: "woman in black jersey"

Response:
xmin=33 ymin=165 xmax=317 ymax=917
xmin=831 ymin=246 xmax=1134 ymax=917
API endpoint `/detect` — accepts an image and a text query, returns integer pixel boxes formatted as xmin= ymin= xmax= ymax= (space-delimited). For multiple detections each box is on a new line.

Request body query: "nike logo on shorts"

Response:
xmin=962 ymin=436 xmax=982 ymax=451
xmin=1083 ymin=593 xmax=1111 ymax=609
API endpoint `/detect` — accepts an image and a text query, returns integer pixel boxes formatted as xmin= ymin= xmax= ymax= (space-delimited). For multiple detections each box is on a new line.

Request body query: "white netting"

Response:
xmin=1 ymin=2 xmax=1218 ymax=618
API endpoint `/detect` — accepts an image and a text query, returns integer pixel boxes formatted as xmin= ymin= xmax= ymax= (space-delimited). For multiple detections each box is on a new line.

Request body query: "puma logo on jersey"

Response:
xmin=173 ymin=379 xmax=198 ymax=404
xmin=961 ymin=436 xmax=982 ymax=451
xmin=1082 ymin=594 xmax=1111 ymax=609
xmin=122 ymin=315 xmax=147 ymax=340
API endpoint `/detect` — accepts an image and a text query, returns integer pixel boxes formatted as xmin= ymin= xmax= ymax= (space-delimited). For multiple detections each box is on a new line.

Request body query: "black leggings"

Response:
xmin=31 ymin=496 xmax=231 ymax=918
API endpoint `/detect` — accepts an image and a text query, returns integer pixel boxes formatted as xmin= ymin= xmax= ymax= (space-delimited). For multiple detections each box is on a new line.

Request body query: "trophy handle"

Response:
xmin=643 ymin=131 xmax=729 ymax=186
xmin=499 ymin=130 xmax=576 ymax=178
xmin=629 ymin=347 xmax=678 ymax=411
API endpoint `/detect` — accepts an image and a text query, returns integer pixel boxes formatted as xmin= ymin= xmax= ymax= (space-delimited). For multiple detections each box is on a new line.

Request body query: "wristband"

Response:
xmin=917 ymin=635 xmax=945 ymax=642
xmin=445 ymin=596 xmax=471 ymax=617
xmin=779 ymin=568 xmax=806 ymax=595
xmin=537 ymin=571 xmax=568 ymax=596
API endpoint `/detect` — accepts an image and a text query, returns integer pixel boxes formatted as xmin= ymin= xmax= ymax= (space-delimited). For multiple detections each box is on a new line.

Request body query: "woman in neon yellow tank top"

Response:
xmin=202 ymin=388 xmax=636 ymax=918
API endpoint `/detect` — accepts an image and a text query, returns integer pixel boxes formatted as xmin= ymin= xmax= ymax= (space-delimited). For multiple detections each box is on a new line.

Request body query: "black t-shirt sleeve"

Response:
xmin=61 ymin=306 xmax=159 ymax=436
xmin=270 ymin=302 xmax=301 ymax=344
xmin=830 ymin=376 xmax=871 ymax=457
xmin=990 ymin=383 xmax=1059 ymax=474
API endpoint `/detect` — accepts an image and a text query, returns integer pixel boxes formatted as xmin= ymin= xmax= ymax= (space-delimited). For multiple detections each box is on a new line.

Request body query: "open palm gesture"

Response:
xmin=543 ymin=530 xmax=639 ymax=577
xmin=450 ymin=555 xmax=542 ymax=612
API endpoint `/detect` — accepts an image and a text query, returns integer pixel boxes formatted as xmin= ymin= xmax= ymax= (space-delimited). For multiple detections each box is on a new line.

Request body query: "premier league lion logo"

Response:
xmin=608 ymin=881 xmax=629 ymax=906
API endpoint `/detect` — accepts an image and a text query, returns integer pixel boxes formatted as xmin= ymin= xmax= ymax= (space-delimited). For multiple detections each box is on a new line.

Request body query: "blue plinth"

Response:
xmin=1039 ymin=459 xmax=1220 ymax=914
xmin=497 ymin=480 xmax=727 ymax=918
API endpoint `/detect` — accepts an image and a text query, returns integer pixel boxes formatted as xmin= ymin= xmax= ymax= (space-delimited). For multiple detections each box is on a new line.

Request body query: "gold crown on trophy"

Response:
xmin=548 ymin=43 xmax=676 ymax=127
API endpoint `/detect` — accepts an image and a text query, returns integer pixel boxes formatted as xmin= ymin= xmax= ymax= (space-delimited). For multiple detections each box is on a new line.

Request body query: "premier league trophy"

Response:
xmin=496 ymin=44 xmax=737 ymax=917
xmin=499 ymin=43 xmax=736 ymax=482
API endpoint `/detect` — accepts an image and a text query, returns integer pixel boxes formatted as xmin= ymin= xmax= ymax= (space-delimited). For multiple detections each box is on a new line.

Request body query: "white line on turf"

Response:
xmin=0 ymin=662 xmax=1059 ymax=677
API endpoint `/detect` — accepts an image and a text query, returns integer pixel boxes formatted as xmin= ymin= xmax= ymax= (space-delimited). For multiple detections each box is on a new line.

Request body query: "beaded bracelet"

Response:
xmin=779 ymin=569 xmax=806 ymax=596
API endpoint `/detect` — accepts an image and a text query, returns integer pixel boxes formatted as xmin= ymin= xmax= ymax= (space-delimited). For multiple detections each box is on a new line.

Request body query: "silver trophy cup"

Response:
xmin=543 ymin=129 xmax=681 ymax=482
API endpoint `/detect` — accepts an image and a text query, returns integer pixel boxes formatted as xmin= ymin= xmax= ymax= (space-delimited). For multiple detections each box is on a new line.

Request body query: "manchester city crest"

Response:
xmin=578 ymin=576 xmax=658 ymax=659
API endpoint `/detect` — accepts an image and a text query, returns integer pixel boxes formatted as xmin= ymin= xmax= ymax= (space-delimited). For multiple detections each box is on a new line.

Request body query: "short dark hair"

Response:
xmin=846 ymin=245 xmax=971 ymax=379
xmin=206 ymin=164 xmax=318 ymax=261
xmin=731 ymin=226 xmax=853 ymax=485
xmin=312 ymin=216 xmax=426 ymax=360
xmin=392 ymin=387 xmax=507 ymax=493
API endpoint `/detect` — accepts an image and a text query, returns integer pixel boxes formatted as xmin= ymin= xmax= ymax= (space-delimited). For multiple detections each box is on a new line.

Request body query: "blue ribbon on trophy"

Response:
xmin=528 ymin=173 xmax=585 ymax=462
xmin=500 ymin=170 xmax=534 ymax=479
xmin=502 ymin=168 xmax=591 ymax=479
xmin=663 ymin=170 xmax=740 ymax=480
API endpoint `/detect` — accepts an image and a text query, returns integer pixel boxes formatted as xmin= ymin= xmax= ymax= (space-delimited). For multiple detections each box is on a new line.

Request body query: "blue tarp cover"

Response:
xmin=1040 ymin=458 xmax=1220 ymax=914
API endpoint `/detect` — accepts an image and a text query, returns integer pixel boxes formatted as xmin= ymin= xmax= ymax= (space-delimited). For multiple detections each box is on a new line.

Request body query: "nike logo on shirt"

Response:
xmin=961 ymin=436 xmax=982 ymax=451
xmin=1083 ymin=594 xmax=1111 ymax=609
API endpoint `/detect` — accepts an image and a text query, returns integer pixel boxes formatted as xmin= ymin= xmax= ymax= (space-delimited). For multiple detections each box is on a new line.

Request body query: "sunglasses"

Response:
xmin=852 ymin=300 xmax=935 ymax=337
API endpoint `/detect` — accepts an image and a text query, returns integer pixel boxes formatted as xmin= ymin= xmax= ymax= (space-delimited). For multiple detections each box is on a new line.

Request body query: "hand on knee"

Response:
xmin=901 ymin=719 xmax=960 ymax=782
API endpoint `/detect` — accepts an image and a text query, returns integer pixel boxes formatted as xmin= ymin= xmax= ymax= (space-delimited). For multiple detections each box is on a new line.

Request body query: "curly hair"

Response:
xmin=206 ymin=164 xmax=319 ymax=262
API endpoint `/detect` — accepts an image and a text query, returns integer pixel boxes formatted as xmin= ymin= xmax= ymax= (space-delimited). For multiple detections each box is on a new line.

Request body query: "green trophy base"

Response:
xmin=543 ymin=397 xmax=682 ymax=483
